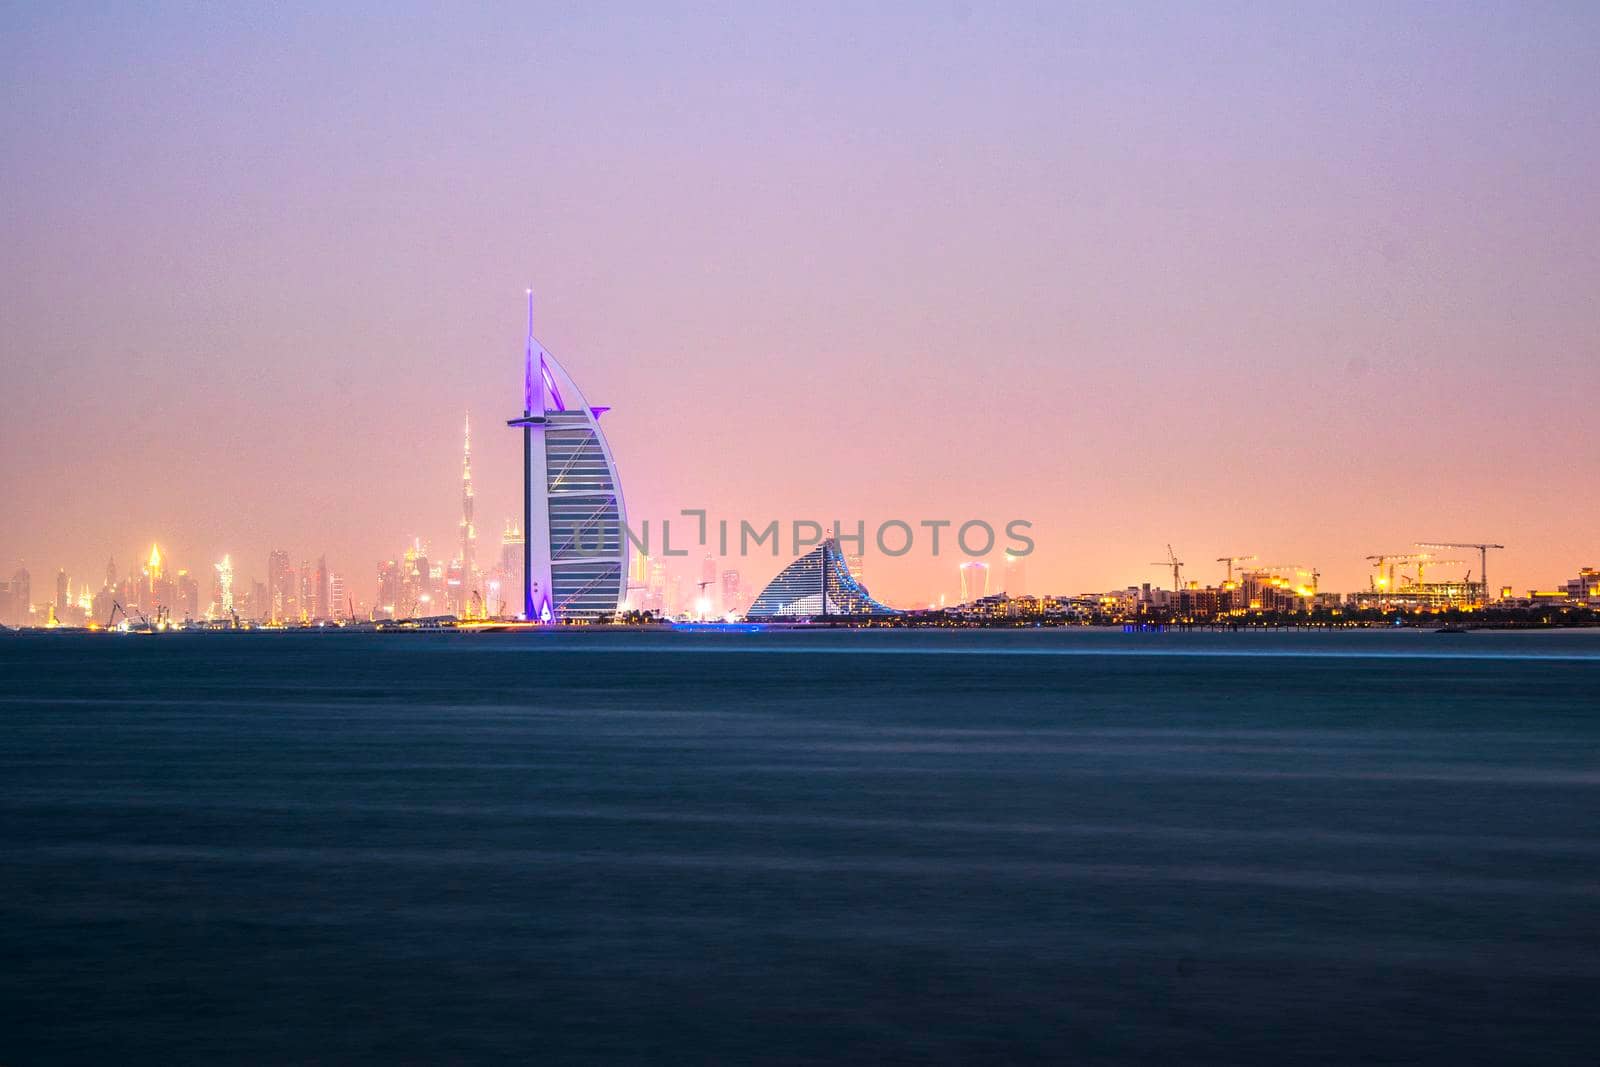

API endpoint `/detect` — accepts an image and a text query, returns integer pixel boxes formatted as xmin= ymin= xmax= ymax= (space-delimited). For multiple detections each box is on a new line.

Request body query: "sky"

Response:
xmin=2 ymin=1 xmax=1597 ymax=606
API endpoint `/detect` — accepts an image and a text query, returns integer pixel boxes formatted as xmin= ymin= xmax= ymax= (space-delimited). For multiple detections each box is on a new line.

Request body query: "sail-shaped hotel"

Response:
xmin=506 ymin=293 xmax=628 ymax=621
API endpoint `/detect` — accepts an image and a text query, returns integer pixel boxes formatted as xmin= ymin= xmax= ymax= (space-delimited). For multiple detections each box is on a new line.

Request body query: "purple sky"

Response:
xmin=2 ymin=2 xmax=1597 ymax=604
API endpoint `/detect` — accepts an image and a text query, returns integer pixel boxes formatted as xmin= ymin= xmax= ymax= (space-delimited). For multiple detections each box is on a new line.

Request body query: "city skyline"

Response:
xmin=3 ymin=4 xmax=1598 ymax=605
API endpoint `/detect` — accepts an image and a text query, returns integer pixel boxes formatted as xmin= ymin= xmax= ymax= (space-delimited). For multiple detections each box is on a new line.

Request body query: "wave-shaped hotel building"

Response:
xmin=745 ymin=539 xmax=895 ymax=620
xmin=506 ymin=294 xmax=628 ymax=621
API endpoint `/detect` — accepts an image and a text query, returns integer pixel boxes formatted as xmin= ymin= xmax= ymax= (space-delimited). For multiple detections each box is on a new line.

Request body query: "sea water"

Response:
xmin=2 ymin=629 xmax=1597 ymax=1062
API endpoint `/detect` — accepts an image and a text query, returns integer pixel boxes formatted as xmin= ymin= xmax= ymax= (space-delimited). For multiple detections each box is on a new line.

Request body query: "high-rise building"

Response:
xmin=268 ymin=550 xmax=291 ymax=623
xmin=3 ymin=566 xmax=31 ymax=627
xmin=329 ymin=572 xmax=346 ymax=619
xmin=626 ymin=550 xmax=650 ymax=611
xmin=458 ymin=413 xmax=477 ymax=614
xmin=959 ymin=560 xmax=989 ymax=604
xmin=746 ymin=540 xmax=894 ymax=620
xmin=376 ymin=560 xmax=401 ymax=618
xmin=506 ymin=293 xmax=628 ymax=621
xmin=55 ymin=569 xmax=69 ymax=614
xmin=647 ymin=557 xmax=666 ymax=616
xmin=498 ymin=522 xmax=524 ymax=616
xmin=176 ymin=570 xmax=199 ymax=620
xmin=1003 ymin=551 xmax=1027 ymax=596
xmin=143 ymin=544 xmax=164 ymax=608
xmin=315 ymin=556 xmax=330 ymax=620
xmin=721 ymin=569 xmax=742 ymax=617
xmin=214 ymin=555 xmax=235 ymax=615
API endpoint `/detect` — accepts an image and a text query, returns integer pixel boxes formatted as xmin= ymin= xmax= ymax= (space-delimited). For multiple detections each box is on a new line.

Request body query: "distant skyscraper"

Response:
xmin=330 ymin=572 xmax=346 ymax=618
xmin=55 ymin=569 xmax=69 ymax=613
xmin=11 ymin=566 xmax=31 ymax=626
xmin=647 ymin=557 xmax=666 ymax=615
xmin=458 ymin=412 xmax=477 ymax=613
xmin=499 ymin=522 xmax=524 ymax=615
xmin=721 ymin=569 xmax=742 ymax=617
xmin=268 ymin=550 xmax=291 ymax=622
xmin=1003 ymin=551 xmax=1027 ymax=596
xmin=214 ymin=555 xmax=235 ymax=614
xmin=376 ymin=560 xmax=401 ymax=617
xmin=105 ymin=556 xmax=116 ymax=591
xmin=959 ymin=560 xmax=989 ymax=603
xmin=315 ymin=556 xmax=330 ymax=619
xmin=143 ymin=544 xmax=164 ymax=606
xmin=176 ymin=570 xmax=199 ymax=620
xmin=626 ymin=550 xmax=650 ymax=611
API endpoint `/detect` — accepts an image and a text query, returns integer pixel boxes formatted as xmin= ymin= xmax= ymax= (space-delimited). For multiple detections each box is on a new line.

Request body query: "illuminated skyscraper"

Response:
xmin=329 ymin=572 xmax=346 ymax=619
xmin=55 ymin=569 xmax=69 ymax=614
xmin=144 ymin=544 xmax=164 ymax=606
xmin=959 ymin=560 xmax=989 ymax=604
xmin=268 ymin=550 xmax=291 ymax=622
xmin=315 ymin=556 xmax=330 ymax=619
xmin=214 ymin=555 xmax=234 ymax=614
xmin=1002 ymin=551 xmax=1027 ymax=596
xmin=647 ymin=557 xmax=666 ymax=615
xmin=458 ymin=412 xmax=477 ymax=612
xmin=506 ymin=292 xmax=628 ymax=621
xmin=626 ymin=550 xmax=650 ymax=611
xmin=499 ymin=521 xmax=524 ymax=615
xmin=721 ymin=569 xmax=742 ymax=617
xmin=376 ymin=560 xmax=401 ymax=618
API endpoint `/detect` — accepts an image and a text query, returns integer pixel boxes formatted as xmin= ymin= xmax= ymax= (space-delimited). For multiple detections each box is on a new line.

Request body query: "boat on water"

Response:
xmin=1435 ymin=625 xmax=1470 ymax=634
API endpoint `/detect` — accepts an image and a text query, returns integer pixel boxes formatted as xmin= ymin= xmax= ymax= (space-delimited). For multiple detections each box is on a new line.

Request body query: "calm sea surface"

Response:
xmin=2 ymin=629 xmax=1598 ymax=1064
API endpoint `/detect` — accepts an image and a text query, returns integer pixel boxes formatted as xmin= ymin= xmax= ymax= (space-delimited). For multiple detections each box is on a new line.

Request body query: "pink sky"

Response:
xmin=2 ymin=4 xmax=1597 ymax=606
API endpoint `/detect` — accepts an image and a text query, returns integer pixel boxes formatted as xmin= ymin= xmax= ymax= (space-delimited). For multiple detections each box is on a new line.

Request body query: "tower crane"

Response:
xmin=1366 ymin=553 xmax=1462 ymax=593
xmin=1216 ymin=555 xmax=1257 ymax=583
xmin=1150 ymin=545 xmax=1183 ymax=591
xmin=1366 ymin=553 xmax=1421 ymax=591
xmin=1415 ymin=542 xmax=1505 ymax=605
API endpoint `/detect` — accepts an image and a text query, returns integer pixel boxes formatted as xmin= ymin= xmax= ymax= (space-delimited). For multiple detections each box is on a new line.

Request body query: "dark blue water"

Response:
xmin=3 ymin=630 xmax=1598 ymax=1063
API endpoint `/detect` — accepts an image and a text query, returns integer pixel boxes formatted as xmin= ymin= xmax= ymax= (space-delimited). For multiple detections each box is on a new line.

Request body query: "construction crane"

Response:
xmin=1409 ymin=557 xmax=1464 ymax=586
xmin=1248 ymin=564 xmax=1323 ymax=598
xmin=1366 ymin=553 xmax=1430 ymax=591
xmin=1216 ymin=555 xmax=1257 ymax=583
xmin=1416 ymin=542 xmax=1505 ymax=604
xmin=1367 ymin=553 xmax=1463 ymax=592
xmin=1150 ymin=545 xmax=1183 ymax=591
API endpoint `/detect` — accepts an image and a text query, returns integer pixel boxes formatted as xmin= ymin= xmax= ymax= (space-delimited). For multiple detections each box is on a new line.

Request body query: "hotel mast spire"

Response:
xmin=523 ymin=290 xmax=533 ymax=414
xmin=508 ymin=288 xmax=546 ymax=621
